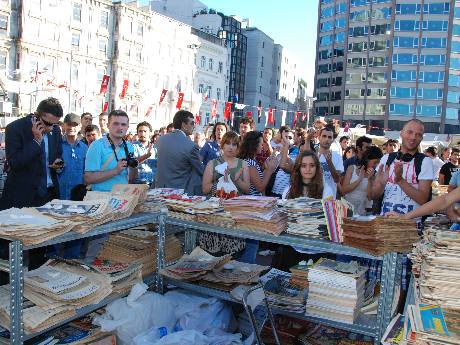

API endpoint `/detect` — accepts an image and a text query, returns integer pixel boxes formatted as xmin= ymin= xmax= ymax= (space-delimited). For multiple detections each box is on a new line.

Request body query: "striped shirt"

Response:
xmin=245 ymin=158 xmax=263 ymax=196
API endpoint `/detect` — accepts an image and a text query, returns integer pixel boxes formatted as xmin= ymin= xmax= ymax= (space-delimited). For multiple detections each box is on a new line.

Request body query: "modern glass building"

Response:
xmin=314 ymin=0 xmax=460 ymax=134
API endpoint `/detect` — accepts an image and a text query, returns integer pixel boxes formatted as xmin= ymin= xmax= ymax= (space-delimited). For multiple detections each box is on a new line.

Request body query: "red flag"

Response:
xmin=246 ymin=111 xmax=252 ymax=118
xmin=159 ymin=89 xmax=168 ymax=105
xmin=293 ymin=112 xmax=300 ymax=128
xmin=268 ymin=107 xmax=274 ymax=125
xmin=211 ymin=99 xmax=218 ymax=119
xmin=176 ymin=92 xmax=184 ymax=109
xmin=302 ymin=112 xmax=308 ymax=122
xmin=120 ymin=79 xmax=129 ymax=99
xmin=196 ymin=111 xmax=201 ymax=124
xmin=99 ymin=75 xmax=110 ymax=95
xmin=102 ymin=101 xmax=108 ymax=112
xmin=145 ymin=105 xmax=153 ymax=117
xmin=223 ymin=102 xmax=232 ymax=120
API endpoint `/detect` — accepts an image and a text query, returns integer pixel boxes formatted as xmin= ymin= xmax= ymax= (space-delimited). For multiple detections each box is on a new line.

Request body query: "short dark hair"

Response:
xmin=239 ymin=117 xmax=255 ymax=129
xmin=452 ymin=147 xmax=460 ymax=154
xmin=108 ymin=110 xmax=129 ymax=122
xmin=264 ymin=127 xmax=274 ymax=136
xmin=172 ymin=110 xmax=193 ymax=130
xmin=99 ymin=112 xmax=108 ymax=117
xmin=136 ymin=121 xmax=152 ymax=132
xmin=167 ymin=123 xmax=174 ymax=130
xmin=425 ymin=146 xmax=437 ymax=157
xmin=362 ymin=145 xmax=383 ymax=168
xmin=339 ymin=136 xmax=350 ymax=143
xmin=81 ymin=112 xmax=92 ymax=119
xmin=238 ymin=131 xmax=263 ymax=160
xmin=319 ymin=124 xmax=335 ymax=136
xmin=85 ymin=124 xmax=100 ymax=133
xmin=278 ymin=125 xmax=289 ymax=135
xmin=386 ymin=139 xmax=399 ymax=145
xmin=211 ymin=122 xmax=228 ymax=140
xmin=356 ymin=136 xmax=372 ymax=149
xmin=36 ymin=97 xmax=63 ymax=118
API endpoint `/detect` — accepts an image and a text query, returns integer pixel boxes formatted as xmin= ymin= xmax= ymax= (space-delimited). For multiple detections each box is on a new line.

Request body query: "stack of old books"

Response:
xmin=306 ymin=259 xmax=368 ymax=324
xmin=196 ymin=211 xmax=235 ymax=228
xmin=322 ymin=199 xmax=352 ymax=243
xmin=406 ymin=227 xmax=460 ymax=343
xmin=279 ymin=198 xmax=327 ymax=239
xmin=222 ymin=196 xmax=288 ymax=236
xmin=289 ymin=262 xmax=310 ymax=289
xmin=98 ymin=227 xmax=182 ymax=277
xmin=342 ymin=216 xmax=419 ymax=255
xmin=262 ymin=269 xmax=307 ymax=313
xmin=0 ymin=207 xmax=75 ymax=246
xmin=160 ymin=247 xmax=231 ymax=281
xmin=202 ymin=260 xmax=269 ymax=290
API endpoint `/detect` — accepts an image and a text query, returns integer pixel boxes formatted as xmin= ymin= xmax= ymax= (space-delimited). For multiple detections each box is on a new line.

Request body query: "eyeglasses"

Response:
xmin=40 ymin=117 xmax=59 ymax=127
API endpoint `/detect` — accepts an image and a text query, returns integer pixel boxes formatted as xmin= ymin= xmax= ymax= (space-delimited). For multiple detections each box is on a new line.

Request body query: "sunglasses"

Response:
xmin=40 ymin=117 xmax=59 ymax=127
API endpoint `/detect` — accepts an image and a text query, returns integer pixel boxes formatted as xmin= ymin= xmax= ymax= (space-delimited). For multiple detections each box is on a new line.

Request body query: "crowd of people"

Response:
xmin=1 ymin=97 xmax=460 ymax=267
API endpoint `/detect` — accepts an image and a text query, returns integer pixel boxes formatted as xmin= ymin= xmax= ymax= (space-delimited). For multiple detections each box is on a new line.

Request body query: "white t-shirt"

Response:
xmin=318 ymin=151 xmax=344 ymax=199
xmin=378 ymin=154 xmax=434 ymax=215
xmin=432 ymin=157 xmax=445 ymax=180
xmin=330 ymin=140 xmax=342 ymax=156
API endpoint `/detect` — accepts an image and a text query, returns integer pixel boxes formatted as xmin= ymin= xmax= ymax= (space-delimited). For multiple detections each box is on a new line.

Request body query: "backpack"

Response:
xmin=372 ymin=152 xmax=431 ymax=215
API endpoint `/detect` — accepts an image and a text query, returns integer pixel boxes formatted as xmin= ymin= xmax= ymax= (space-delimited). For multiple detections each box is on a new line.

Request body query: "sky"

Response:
xmin=203 ymin=0 xmax=318 ymax=96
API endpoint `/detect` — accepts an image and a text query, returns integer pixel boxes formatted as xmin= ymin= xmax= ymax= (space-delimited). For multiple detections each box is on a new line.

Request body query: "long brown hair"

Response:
xmin=237 ymin=131 xmax=262 ymax=160
xmin=288 ymin=151 xmax=323 ymax=199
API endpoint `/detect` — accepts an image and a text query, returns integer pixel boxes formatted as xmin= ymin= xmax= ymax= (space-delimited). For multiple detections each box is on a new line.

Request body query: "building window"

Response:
xmin=217 ymin=88 xmax=221 ymax=100
xmin=73 ymin=3 xmax=82 ymax=22
xmin=137 ymin=23 xmax=143 ymax=37
xmin=261 ymin=56 xmax=264 ymax=67
xmin=218 ymin=61 xmax=223 ymax=73
xmin=98 ymin=38 xmax=107 ymax=56
xmin=0 ymin=50 xmax=6 ymax=70
xmin=262 ymin=41 xmax=265 ymax=48
xmin=198 ymin=84 xmax=204 ymax=93
xmin=100 ymin=11 xmax=109 ymax=29
xmin=96 ymin=68 xmax=105 ymax=84
xmin=71 ymin=63 xmax=79 ymax=81
xmin=200 ymin=56 xmax=206 ymax=68
xmin=259 ymin=85 xmax=262 ymax=93
xmin=0 ymin=15 xmax=7 ymax=35
xmin=135 ymin=45 xmax=142 ymax=63
xmin=208 ymin=58 xmax=213 ymax=70
xmin=71 ymin=32 xmax=80 ymax=49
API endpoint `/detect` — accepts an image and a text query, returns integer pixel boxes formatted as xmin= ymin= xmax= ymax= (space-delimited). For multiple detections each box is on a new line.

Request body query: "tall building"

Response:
xmin=315 ymin=0 xmax=460 ymax=134
xmin=243 ymin=27 xmax=300 ymax=129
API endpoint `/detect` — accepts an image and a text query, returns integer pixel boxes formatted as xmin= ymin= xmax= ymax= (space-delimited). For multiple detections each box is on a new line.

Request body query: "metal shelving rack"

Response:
xmin=161 ymin=216 xmax=404 ymax=345
xmin=1 ymin=212 xmax=162 ymax=345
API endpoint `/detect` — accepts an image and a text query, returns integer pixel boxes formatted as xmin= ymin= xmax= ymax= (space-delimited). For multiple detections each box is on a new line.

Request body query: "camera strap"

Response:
xmin=107 ymin=136 xmax=130 ymax=162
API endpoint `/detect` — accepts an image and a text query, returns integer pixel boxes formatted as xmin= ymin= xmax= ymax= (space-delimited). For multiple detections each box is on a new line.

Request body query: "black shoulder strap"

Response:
xmin=386 ymin=152 xmax=398 ymax=167
xmin=414 ymin=153 xmax=427 ymax=182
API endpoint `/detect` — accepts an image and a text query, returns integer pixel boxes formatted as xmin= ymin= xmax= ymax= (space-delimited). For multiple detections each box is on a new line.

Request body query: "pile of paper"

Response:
xmin=202 ymin=260 xmax=269 ymax=286
xmin=0 ymin=208 xmax=75 ymax=245
xmin=196 ymin=212 xmax=235 ymax=228
xmin=98 ymin=227 xmax=182 ymax=277
xmin=306 ymin=259 xmax=368 ymax=324
xmin=222 ymin=196 xmax=288 ymax=236
xmin=160 ymin=247 xmax=231 ymax=281
xmin=279 ymin=198 xmax=327 ymax=238
xmin=289 ymin=262 xmax=309 ymax=289
xmin=342 ymin=216 xmax=419 ymax=255
xmin=261 ymin=268 xmax=307 ymax=313
xmin=36 ymin=199 xmax=115 ymax=233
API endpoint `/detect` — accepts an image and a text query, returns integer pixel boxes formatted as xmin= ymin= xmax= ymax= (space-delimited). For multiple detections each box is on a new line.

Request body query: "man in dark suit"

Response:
xmin=0 ymin=97 xmax=64 ymax=210
xmin=155 ymin=110 xmax=204 ymax=195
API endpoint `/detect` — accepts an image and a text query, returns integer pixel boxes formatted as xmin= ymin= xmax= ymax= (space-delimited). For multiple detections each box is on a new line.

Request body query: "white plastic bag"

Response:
xmin=215 ymin=162 xmax=238 ymax=199
xmin=164 ymin=290 xmax=237 ymax=333
xmin=93 ymin=283 xmax=176 ymax=345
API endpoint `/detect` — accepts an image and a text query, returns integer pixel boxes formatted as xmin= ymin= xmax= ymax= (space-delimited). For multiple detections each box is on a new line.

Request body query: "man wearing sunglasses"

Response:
xmin=0 ymin=97 xmax=64 ymax=209
xmin=155 ymin=110 xmax=204 ymax=195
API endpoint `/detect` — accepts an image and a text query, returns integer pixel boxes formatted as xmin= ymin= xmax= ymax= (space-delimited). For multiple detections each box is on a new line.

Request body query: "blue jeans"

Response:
xmin=238 ymin=239 xmax=259 ymax=264
xmin=450 ymin=223 xmax=460 ymax=231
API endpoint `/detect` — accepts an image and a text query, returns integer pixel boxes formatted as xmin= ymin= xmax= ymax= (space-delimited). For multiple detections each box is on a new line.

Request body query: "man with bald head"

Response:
xmin=371 ymin=119 xmax=434 ymax=217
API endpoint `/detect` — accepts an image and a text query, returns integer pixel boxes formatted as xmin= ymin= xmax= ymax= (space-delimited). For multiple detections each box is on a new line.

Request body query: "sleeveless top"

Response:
xmin=344 ymin=165 xmax=370 ymax=216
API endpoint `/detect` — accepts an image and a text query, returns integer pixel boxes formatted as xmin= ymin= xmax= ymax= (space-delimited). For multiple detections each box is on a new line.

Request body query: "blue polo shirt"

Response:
xmin=85 ymin=136 xmax=135 ymax=192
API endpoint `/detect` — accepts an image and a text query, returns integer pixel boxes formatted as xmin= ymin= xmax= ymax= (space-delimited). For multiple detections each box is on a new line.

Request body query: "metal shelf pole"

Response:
xmin=9 ymin=240 xmax=24 ymax=345
xmin=156 ymin=209 xmax=167 ymax=293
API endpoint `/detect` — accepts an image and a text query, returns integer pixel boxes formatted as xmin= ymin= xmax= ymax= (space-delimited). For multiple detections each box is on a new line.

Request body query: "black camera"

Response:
xmin=124 ymin=152 xmax=139 ymax=168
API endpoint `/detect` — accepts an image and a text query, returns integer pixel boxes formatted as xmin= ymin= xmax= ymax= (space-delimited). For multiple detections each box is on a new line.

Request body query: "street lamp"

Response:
xmin=187 ymin=44 xmax=200 ymax=116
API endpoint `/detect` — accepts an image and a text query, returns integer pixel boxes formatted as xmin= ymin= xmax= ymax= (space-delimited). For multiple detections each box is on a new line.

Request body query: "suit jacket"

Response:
xmin=0 ymin=115 xmax=62 ymax=209
xmin=155 ymin=130 xmax=204 ymax=195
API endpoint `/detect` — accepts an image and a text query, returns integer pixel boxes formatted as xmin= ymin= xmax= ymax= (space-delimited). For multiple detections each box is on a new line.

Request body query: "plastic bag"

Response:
xmin=164 ymin=290 xmax=237 ymax=334
xmin=93 ymin=283 xmax=176 ymax=345
xmin=152 ymin=330 xmax=208 ymax=345
xmin=215 ymin=162 xmax=238 ymax=199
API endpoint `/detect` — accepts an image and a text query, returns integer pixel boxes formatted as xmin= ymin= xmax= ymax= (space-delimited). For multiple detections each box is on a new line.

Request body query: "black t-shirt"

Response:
xmin=439 ymin=162 xmax=460 ymax=185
